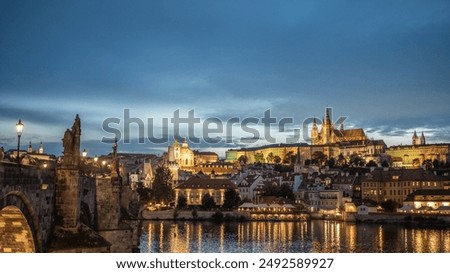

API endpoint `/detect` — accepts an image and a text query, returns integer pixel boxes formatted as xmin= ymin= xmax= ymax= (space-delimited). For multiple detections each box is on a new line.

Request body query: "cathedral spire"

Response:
xmin=412 ymin=130 xmax=419 ymax=146
xmin=294 ymin=146 xmax=302 ymax=174
xmin=420 ymin=131 xmax=426 ymax=145
xmin=311 ymin=116 xmax=319 ymax=145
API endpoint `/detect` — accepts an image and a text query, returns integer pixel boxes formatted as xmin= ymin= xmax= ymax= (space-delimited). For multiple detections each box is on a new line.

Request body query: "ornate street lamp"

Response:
xmin=82 ymin=149 xmax=87 ymax=158
xmin=16 ymin=119 xmax=24 ymax=164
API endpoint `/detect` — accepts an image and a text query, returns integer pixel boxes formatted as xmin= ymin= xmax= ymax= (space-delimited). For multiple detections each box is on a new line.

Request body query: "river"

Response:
xmin=138 ymin=220 xmax=450 ymax=253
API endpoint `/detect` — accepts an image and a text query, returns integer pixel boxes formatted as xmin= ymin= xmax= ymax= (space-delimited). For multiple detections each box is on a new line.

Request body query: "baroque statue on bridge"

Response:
xmin=61 ymin=114 xmax=81 ymax=168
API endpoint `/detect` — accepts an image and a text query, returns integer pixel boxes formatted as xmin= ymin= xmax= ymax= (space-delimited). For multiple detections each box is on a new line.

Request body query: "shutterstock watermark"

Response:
xmin=101 ymin=108 xmax=346 ymax=145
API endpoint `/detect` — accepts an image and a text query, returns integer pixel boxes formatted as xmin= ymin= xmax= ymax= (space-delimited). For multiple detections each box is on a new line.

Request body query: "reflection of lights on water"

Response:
xmin=159 ymin=222 xmax=164 ymax=251
xmin=348 ymin=224 xmax=356 ymax=252
xmin=335 ymin=222 xmax=341 ymax=250
xmin=147 ymin=223 xmax=153 ymax=251
xmin=141 ymin=221 xmax=450 ymax=253
xmin=377 ymin=225 xmax=383 ymax=252
xmin=443 ymin=230 xmax=450 ymax=252
xmin=197 ymin=223 xmax=203 ymax=252
xmin=429 ymin=231 xmax=439 ymax=252
xmin=220 ymin=224 xmax=224 ymax=252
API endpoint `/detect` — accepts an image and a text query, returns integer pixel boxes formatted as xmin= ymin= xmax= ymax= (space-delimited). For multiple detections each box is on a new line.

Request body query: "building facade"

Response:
xmin=225 ymin=108 xmax=386 ymax=165
xmin=174 ymin=177 xmax=237 ymax=206
xmin=361 ymin=168 xmax=450 ymax=204
xmin=387 ymin=131 xmax=450 ymax=168
xmin=311 ymin=108 xmax=368 ymax=145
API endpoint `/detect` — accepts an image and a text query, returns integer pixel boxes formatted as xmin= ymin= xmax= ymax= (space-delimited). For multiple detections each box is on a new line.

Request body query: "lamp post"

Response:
xmin=82 ymin=149 xmax=87 ymax=158
xmin=16 ymin=119 xmax=24 ymax=164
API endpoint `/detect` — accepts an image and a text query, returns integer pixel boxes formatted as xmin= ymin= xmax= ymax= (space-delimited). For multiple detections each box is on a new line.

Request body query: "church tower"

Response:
xmin=293 ymin=146 xmax=303 ymax=193
xmin=412 ymin=130 xmax=420 ymax=146
xmin=321 ymin=108 xmax=333 ymax=144
xmin=420 ymin=131 xmax=426 ymax=145
xmin=311 ymin=117 xmax=319 ymax=145
xmin=27 ymin=141 xmax=32 ymax=153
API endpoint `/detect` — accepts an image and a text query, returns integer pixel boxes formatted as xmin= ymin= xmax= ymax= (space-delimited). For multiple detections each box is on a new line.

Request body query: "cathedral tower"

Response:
xmin=293 ymin=146 xmax=303 ymax=192
xmin=412 ymin=130 xmax=420 ymax=146
xmin=420 ymin=131 xmax=426 ymax=145
xmin=311 ymin=117 xmax=319 ymax=145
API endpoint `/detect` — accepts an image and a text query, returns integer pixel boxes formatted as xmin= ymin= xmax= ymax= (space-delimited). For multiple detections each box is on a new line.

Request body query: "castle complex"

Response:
xmin=225 ymin=108 xmax=450 ymax=168
xmin=311 ymin=108 xmax=368 ymax=145
xmin=226 ymin=108 xmax=386 ymax=165
xmin=386 ymin=131 xmax=450 ymax=168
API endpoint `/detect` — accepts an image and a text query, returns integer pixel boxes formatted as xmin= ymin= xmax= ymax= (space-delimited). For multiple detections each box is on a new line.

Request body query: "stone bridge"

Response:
xmin=0 ymin=115 xmax=138 ymax=253
xmin=0 ymin=162 xmax=55 ymax=252
xmin=0 ymin=160 xmax=137 ymax=253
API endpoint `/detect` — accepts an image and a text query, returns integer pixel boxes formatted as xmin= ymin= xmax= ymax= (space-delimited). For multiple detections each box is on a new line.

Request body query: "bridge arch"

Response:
xmin=0 ymin=191 xmax=43 ymax=252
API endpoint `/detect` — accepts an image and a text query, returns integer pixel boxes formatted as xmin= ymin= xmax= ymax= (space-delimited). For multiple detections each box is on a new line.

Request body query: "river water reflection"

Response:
xmin=139 ymin=220 xmax=450 ymax=253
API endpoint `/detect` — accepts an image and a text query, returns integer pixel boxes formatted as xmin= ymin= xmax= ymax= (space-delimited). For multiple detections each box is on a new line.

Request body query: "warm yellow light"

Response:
xmin=16 ymin=119 xmax=24 ymax=136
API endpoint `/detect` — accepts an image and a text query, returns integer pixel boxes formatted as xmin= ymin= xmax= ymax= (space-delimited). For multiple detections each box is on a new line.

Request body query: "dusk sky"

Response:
xmin=1 ymin=0 xmax=449 ymax=157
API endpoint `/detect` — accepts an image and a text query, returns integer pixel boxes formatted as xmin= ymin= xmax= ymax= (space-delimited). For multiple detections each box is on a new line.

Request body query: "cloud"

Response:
xmin=1 ymin=1 xmax=450 ymax=156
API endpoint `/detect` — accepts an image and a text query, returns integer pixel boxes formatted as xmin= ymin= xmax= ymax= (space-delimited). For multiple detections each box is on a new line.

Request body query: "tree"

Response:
xmin=366 ymin=160 xmax=377 ymax=167
xmin=255 ymin=152 xmax=264 ymax=163
xmin=277 ymin=183 xmax=295 ymax=201
xmin=380 ymin=200 xmax=399 ymax=212
xmin=326 ymin=157 xmax=336 ymax=168
xmin=336 ymin=153 xmax=346 ymax=167
xmin=381 ymin=160 xmax=389 ymax=168
xmin=261 ymin=181 xmax=278 ymax=196
xmin=311 ymin=151 xmax=327 ymax=166
xmin=433 ymin=159 xmax=440 ymax=169
xmin=283 ymin=151 xmax=294 ymax=164
xmin=349 ymin=153 xmax=365 ymax=167
xmin=201 ymin=193 xmax=216 ymax=210
xmin=177 ymin=194 xmax=187 ymax=209
xmin=266 ymin=152 xmax=274 ymax=163
xmin=136 ymin=185 xmax=151 ymax=202
xmin=151 ymin=165 xmax=174 ymax=204
xmin=223 ymin=188 xmax=241 ymax=210
xmin=238 ymin=155 xmax=248 ymax=165
xmin=273 ymin=155 xmax=282 ymax=164
xmin=423 ymin=159 xmax=433 ymax=170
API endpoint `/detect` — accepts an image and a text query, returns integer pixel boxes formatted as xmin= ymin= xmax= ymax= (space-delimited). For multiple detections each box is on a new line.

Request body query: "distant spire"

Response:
xmin=294 ymin=146 xmax=302 ymax=174
xmin=39 ymin=141 xmax=44 ymax=154
xmin=420 ymin=131 xmax=426 ymax=145
xmin=325 ymin=107 xmax=332 ymax=124
xmin=28 ymin=141 xmax=32 ymax=153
